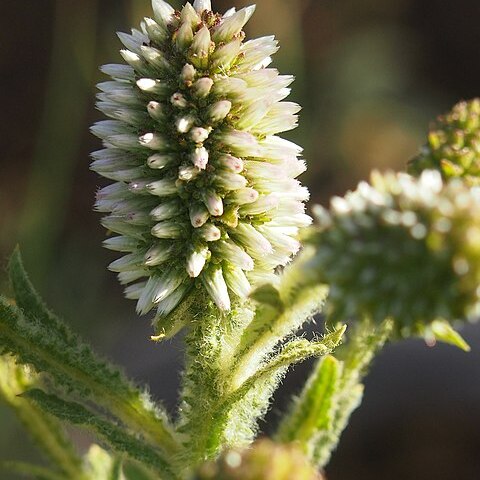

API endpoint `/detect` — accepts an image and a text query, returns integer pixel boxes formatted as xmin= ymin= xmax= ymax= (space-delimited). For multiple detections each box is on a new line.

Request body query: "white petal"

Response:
xmin=152 ymin=0 xmax=175 ymax=26
xmin=212 ymin=5 xmax=256 ymax=43
xmin=224 ymin=265 xmax=252 ymax=298
xmin=193 ymin=0 xmax=211 ymax=13
xmin=186 ymin=246 xmax=210 ymax=278
xmin=201 ymin=267 xmax=231 ymax=311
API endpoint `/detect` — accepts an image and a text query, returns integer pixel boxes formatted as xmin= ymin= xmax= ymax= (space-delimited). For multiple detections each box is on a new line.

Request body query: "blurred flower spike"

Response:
xmin=307 ymin=170 xmax=480 ymax=344
xmin=194 ymin=439 xmax=323 ymax=480
xmin=91 ymin=0 xmax=310 ymax=325
xmin=409 ymin=98 xmax=480 ymax=186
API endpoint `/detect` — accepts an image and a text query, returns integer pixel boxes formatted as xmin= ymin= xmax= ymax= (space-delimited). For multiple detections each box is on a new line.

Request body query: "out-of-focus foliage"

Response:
xmin=409 ymin=99 xmax=480 ymax=185
xmin=194 ymin=439 xmax=322 ymax=480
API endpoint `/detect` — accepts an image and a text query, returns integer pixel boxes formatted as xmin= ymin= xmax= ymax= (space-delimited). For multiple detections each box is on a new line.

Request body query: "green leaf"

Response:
xmin=22 ymin=389 xmax=176 ymax=480
xmin=426 ymin=320 xmax=471 ymax=351
xmin=9 ymin=247 xmax=76 ymax=346
xmin=0 ymin=461 xmax=65 ymax=480
xmin=274 ymin=320 xmax=393 ymax=469
xmin=230 ymin=284 xmax=328 ymax=390
xmin=312 ymin=320 xmax=393 ymax=468
xmin=249 ymin=284 xmax=282 ymax=309
xmin=199 ymin=328 xmax=346 ymax=459
xmin=3 ymin=249 xmax=178 ymax=455
xmin=0 ymin=355 xmax=84 ymax=479
xmin=123 ymin=462 xmax=159 ymax=480
xmin=312 ymin=384 xmax=364 ymax=468
xmin=275 ymin=355 xmax=341 ymax=449
xmin=230 ymin=328 xmax=346 ymax=405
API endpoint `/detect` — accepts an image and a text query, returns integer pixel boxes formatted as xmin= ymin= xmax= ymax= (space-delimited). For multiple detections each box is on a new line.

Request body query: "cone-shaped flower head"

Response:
xmin=194 ymin=439 xmax=322 ymax=480
xmin=91 ymin=0 xmax=309 ymax=327
xmin=307 ymin=170 xmax=480 ymax=338
xmin=409 ymin=99 xmax=480 ymax=186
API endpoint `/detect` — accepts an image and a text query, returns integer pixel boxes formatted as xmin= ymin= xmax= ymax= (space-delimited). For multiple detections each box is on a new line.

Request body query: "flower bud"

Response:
xmin=189 ymin=26 xmax=211 ymax=69
xmin=189 ymin=203 xmax=210 ymax=228
xmin=170 ymin=92 xmax=188 ymax=108
xmin=190 ymin=127 xmax=210 ymax=144
xmin=178 ymin=165 xmax=200 ymax=181
xmin=136 ymin=78 xmax=168 ymax=95
xmin=192 ymin=77 xmax=214 ymax=98
xmin=180 ymin=3 xmax=200 ymax=26
xmin=175 ymin=22 xmax=194 ymax=50
xmin=215 ymin=240 xmax=254 ymax=271
xmin=193 ymin=0 xmax=211 ymax=13
xmin=152 ymin=0 xmax=175 ymax=26
xmin=224 ymin=265 xmax=252 ymax=299
xmin=208 ymin=100 xmax=232 ymax=123
xmin=103 ymin=236 xmax=138 ymax=252
xmin=409 ymin=99 xmax=480 ymax=186
xmin=226 ymin=188 xmax=259 ymax=205
xmin=147 ymin=153 xmax=175 ymax=169
xmin=211 ymin=6 xmax=256 ymax=43
xmin=198 ymin=223 xmax=222 ymax=242
xmin=201 ymin=265 xmax=230 ymax=311
xmin=176 ymin=115 xmax=195 ymax=133
xmin=218 ymin=154 xmax=244 ymax=173
xmin=192 ymin=146 xmax=209 ymax=170
xmin=203 ymin=191 xmax=224 ymax=216
xmin=146 ymin=178 xmax=177 ymax=196
xmin=151 ymin=221 xmax=187 ymax=239
xmin=140 ymin=46 xmax=170 ymax=70
xmin=120 ymin=49 xmax=147 ymax=73
xmin=150 ymin=199 xmax=183 ymax=221
xmin=214 ymin=171 xmax=248 ymax=191
xmin=187 ymin=245 xmax=210 ymax=278
xmin=100 ymin=64 xmax=134 ymax=81
xmin=143 ymin=17 xmax=167 ymax=44
xmin=211 ymin=39 xmax=242 ymax=71
xmin=139 ymin=132 xmax=167 ymax=150
xmin=181 ymin=63 xmax=196 ymax=84
xmin=147 ymin=101 xmax=164 ymax=121
xmin=144 ymin=243 xmax=175 ymax=266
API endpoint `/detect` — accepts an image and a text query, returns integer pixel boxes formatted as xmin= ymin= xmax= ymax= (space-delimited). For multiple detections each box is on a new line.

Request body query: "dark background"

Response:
xmin=1 ymin=1 xmax=480 ymax=479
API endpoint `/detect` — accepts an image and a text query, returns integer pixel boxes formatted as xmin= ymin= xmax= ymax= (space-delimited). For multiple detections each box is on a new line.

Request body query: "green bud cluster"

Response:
xmin=307 ymin=170 xmax=480 ymax=336
xmin=194 ymin=440 xmax=322 ymax=480
xmin=91 ymin=0 xmax=309 ymax=326
xmin=409 ymin=99 xmax=480 ymax=185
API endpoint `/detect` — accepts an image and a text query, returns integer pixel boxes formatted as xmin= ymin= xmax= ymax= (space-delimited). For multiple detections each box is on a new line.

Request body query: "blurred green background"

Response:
xmin=2 ymin=1 xmax=480 ymax=479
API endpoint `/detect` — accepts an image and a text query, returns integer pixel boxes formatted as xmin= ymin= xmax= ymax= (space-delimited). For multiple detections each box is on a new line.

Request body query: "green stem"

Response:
xmin=202 ymin=329 xmax=346 ymax=455
xmin=177 ymin=295 xmax=344 ymax=472
xmin=176 ymin=301 xmax=226 ymax=466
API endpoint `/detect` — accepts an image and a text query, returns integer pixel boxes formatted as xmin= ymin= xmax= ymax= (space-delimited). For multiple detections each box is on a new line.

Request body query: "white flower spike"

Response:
xmin=92 ymin=0 xmax=310 ymax=323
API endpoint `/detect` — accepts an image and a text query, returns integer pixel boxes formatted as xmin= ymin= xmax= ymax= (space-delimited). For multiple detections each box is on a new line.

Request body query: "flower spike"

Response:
xmin=92 ymin=0 xmax=309 ymax=325
xmin=306 ymin=170 xmax=480 ymax=340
